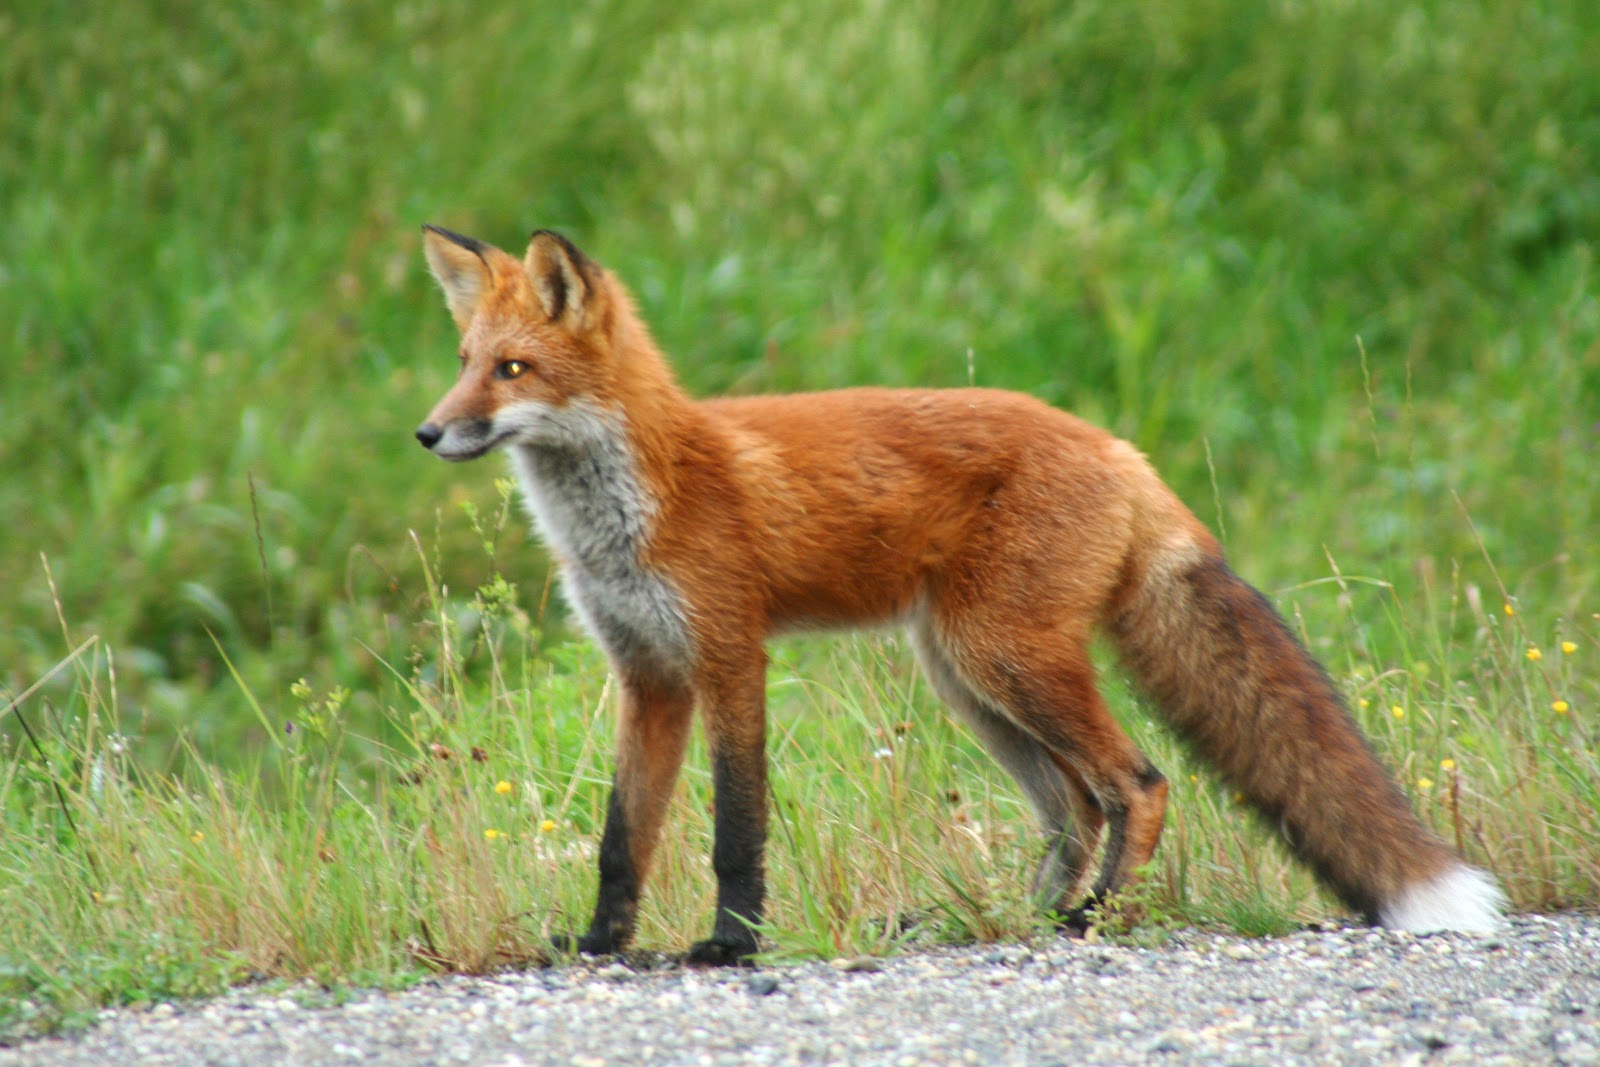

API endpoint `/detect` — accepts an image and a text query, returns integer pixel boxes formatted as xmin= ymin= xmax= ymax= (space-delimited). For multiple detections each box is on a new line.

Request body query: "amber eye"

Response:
xmin=496 ymin=360 xmax=530 ymax=380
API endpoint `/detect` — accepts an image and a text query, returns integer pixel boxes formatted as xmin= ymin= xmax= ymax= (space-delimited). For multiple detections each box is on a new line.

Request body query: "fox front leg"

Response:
xmin=685 ymin=657 xmax=769 ymax=965
xmin=560 ymin=677 xmax=693 ymax=955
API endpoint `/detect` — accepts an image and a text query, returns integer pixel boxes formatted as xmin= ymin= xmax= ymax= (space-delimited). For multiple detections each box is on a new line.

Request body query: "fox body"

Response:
xmin=416 ymin=226 xmax=1504 ymax=962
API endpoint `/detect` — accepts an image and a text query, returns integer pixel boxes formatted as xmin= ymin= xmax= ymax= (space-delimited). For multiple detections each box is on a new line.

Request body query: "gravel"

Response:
xmin=4 ymin=914 xmax=1597 ymax=1066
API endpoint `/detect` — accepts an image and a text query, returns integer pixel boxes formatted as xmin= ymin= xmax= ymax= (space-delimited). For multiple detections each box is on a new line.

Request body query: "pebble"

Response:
xmin=1 ymin=916 xmax=1597 ymax=1066
xmin=830 ymin=956 xmax=884 ymax=974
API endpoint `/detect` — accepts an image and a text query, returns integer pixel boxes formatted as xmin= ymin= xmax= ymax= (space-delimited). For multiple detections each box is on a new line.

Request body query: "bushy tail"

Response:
xmin=1108 ymin=543 xmax=1505 ymax=933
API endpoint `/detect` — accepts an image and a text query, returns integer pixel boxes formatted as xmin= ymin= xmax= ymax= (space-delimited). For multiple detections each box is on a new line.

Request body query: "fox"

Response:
xmin=413 ymin=224 xmax=1506 ymax=964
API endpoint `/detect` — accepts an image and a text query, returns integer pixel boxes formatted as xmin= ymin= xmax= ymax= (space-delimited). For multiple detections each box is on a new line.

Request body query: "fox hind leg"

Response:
xmin=1034 ymin=753 xmax=1108 ymax=916
xmin=993 ymin=649 xmax=1168 ymax=914
xmin=909 ymin=620 xmax=1107 ymax=913
xmin=919 ymin=613 xmax=1168 ymax=925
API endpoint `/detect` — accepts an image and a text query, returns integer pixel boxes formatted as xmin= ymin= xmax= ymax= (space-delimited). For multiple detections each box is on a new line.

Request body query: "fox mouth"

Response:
xmin=432 ymin=431 xmax=513 ymax=461
xmin=419 ymin=419 xmax=516 ymax=461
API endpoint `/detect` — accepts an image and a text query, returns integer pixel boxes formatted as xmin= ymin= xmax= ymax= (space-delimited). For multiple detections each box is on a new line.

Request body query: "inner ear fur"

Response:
xmin=525 ymin=230 xmax=595 ymax=326
xmin=422 ymin=225 xmax=495 ymax=331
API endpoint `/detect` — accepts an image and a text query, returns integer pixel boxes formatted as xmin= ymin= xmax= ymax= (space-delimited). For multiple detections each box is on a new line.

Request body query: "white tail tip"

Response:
xmin=1379 ymin=864 xmax=1508 ymax=934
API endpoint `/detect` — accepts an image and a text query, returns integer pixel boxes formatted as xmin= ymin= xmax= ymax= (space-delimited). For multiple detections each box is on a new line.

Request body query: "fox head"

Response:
xmin=415 ymin=226 xmax=631 ymax=459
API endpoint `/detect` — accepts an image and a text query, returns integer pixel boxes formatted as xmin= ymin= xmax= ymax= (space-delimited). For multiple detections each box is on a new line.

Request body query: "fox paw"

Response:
xmin=550 ymin=931 xmax=620 ymax=957
xmin=1055 ymin=893 xmax=1105 ymax=938
xmin=685 ymin=936 xmax=757 ymax=967
xmin=1057 ymin=909 xmax=1092 ymax=938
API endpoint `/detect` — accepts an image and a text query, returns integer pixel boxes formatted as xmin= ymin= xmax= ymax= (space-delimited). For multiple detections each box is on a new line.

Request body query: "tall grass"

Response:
xmin=3 ymin=508 xmax=1594 ymax=1037
xmin=1 ymin=0 xmax=1596 ymax=1039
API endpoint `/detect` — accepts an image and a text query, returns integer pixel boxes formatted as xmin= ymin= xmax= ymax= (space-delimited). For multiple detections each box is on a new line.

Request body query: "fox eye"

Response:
xmin=496 ymin=360 xmax=530 ymax=380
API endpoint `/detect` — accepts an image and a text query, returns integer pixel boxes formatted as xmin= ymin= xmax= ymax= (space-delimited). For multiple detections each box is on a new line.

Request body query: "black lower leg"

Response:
xmin=561 ymin=785 xmax=638 ymax=955
xmin=687 ymin=749 xmax=766 ymax=965
xmin=1061 ymin=762 xmax=1166 ymax=936
xmin=1047 ymin=795 xmax=1129 ymax=936
xmin=1057 ymin=892 xmax=1107 ymax=935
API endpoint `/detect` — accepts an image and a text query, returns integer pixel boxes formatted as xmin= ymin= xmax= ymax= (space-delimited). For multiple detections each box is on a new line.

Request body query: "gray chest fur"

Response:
xmin=506 ymin=418 xmax=692 ymax=677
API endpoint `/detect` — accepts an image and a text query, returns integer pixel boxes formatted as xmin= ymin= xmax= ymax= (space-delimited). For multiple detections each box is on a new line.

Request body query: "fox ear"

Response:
xmin=422 ymin=225 xmax=493 ymax=331
xmin=524 ymin=230 xmax=594 ymax=327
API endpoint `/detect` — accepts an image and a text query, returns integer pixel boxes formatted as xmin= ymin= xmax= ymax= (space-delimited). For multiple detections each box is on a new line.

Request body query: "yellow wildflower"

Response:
xmin=539 ymin=819 xmax=557 ymax=834
xmin=1526 ymin=647 xmax=1542 ymax=662
xmin=1391 ymin=706 xmax=1405 ymax=719
xmin=484 ymin=828 xmax=503 ymax=841
xmin=1561 ymin=641 xmax=1577 ymax=655
xmin=190 ymin=831 xmax=204 ymax=844
xmin=1416 ymin=777 xmax=1434 ymax=790
xmin=1552 ymin=700 xmax=1570 ymax=714
xmin=495 ymin=780 xmax=513 ymax=796
xmin=1504 ymin=603 xmax=1516 ymax=616
xmin=1440 ymin=759 xmax=1456 ymax=771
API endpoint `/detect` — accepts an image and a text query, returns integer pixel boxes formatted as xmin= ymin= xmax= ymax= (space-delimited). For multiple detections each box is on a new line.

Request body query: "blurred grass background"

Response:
xmin=3 ymin=0 xmax=1596 ymax=747
xmin=1 ymin=0 xmax=1598 ymax=1022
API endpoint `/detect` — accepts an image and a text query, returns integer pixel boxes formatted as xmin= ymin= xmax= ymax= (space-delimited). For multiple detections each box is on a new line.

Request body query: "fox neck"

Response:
xmin=505 ymin=390 xmax=696 ymax=676
xmin=509 ymin=305 xmax=695 ymax=559
xmin=507 ymin=404 xmax=650 ymax=572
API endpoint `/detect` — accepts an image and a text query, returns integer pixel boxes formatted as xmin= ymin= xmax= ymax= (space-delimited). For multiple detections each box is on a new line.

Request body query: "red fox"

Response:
xmin=415 ymin=225 xmax=1505 ymax=963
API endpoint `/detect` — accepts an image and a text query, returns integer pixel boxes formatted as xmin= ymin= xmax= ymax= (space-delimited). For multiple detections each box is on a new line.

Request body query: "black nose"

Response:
xmin=415 ymin=422 xmax=443 ymax=449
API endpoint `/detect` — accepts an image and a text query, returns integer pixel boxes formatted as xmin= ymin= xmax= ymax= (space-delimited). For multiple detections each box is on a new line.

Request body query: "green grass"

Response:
xmin=2 ymin=0 xmax=1598 ymax=1040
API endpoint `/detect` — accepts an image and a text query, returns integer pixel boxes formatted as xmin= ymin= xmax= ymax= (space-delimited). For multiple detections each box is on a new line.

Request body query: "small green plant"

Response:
xmin=1075 ymin=866 xmax=1187 ymax=949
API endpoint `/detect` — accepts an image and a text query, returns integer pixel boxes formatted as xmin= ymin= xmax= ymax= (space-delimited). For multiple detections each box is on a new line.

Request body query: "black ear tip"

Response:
xmin=529 ymin=229 xmax=587 ymax=264
xmin=424 ymin=225 xmax=490 ymax=257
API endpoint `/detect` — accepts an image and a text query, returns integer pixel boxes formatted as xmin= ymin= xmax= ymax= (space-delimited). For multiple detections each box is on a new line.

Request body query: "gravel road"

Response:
xmin=4 ymin=915 xmax=1596 ymax=1066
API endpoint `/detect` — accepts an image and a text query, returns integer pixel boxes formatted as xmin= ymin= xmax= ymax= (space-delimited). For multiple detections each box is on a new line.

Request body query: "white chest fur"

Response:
xmin=504 ymin=403 xmax=692 ymax=676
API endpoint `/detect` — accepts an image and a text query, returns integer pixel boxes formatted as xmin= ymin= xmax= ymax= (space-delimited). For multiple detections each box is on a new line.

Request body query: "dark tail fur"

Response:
xmin=1109 ymin=544 xmax=1504 ymax=931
